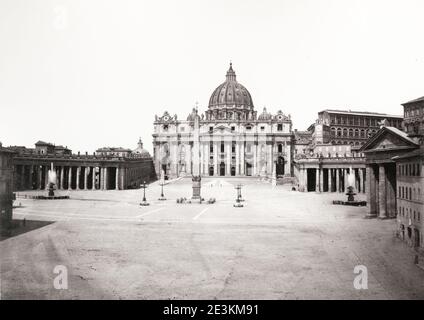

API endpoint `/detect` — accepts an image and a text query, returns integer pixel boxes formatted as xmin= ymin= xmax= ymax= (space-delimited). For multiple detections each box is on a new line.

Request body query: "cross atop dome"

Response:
xmin=226 ymin=62 xmax=236 ymax=81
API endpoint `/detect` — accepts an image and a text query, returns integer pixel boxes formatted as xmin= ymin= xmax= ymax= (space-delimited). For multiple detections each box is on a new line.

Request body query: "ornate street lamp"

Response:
xmin=140 ymin=181 xmax=150 ymax=206
xmin=158 ymin=181 xmax=166 ymax=201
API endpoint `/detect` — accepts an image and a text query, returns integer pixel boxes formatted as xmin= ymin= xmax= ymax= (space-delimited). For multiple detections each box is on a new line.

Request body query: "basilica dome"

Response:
xmin=208 ymin=63 xmax=254 ymax=111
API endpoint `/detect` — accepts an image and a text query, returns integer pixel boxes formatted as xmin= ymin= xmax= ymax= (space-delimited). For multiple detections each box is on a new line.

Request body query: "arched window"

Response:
xmin=278 ymin=144 xmax=283 ymax=153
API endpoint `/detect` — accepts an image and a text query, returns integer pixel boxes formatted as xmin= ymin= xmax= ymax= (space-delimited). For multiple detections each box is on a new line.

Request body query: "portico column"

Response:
xmin=319 ymin=168 xmax=324 ymax=192
xmin=84 ymin=167 xmax=88 ymax=190
xmin=76 ymin=167 xmax=81 ymax=190
xmin=336 ymin=169 xmax=340 ymax=192
xmin=328 ymin=169 xmax=333 ymax=192
xmin=60 ymin=166 xmax=64 ymax=190
xmin=45 ymin=166 xmax=49 ymax=190
xmin=361 ymin=168 xmax=366 ymax=193
xmin=115 ymin=167 xmax=119 ymax=190
xmin=366 ymin=164 xmax=377 ymax=217
xmin=378 ymin=164 xmax=387 ymax=219
xmin=214 ymin=142 xmax=218 ymax=175
xmin=236 ymin=143 xmax=240 ymax=175
xmin=68 ymin=167 xmax=72 ymax=190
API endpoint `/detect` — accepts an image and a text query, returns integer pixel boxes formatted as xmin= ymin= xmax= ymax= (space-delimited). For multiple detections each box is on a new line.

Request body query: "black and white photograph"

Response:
xmin=1 ymin=0 xmax=424 ymax=306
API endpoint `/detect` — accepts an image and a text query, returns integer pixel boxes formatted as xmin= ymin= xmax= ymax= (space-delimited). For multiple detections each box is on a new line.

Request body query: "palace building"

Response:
xmin=153 ymin=63 xmax=294 ymax=180
xmin=8 ymin=139 xmax=156 ymax=191
xmin=361 ymin=95 xmax=423 ymax=252
xmin=312 ymin=109 xmax=403 ymax=148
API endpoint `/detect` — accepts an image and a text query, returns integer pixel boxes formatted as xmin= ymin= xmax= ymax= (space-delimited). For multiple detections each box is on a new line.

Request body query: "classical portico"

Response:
xmin=360 ymin=126 xmax=420 ymax=218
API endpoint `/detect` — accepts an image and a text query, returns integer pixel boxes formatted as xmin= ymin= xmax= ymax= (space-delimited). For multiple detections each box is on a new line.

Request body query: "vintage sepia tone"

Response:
xmin=1 ymin=0 xmax=424 ymax=300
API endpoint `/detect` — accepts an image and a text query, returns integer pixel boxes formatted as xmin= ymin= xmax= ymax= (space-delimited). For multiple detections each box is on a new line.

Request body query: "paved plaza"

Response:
xmin=1 ymin=178 xmax=424 ymax=299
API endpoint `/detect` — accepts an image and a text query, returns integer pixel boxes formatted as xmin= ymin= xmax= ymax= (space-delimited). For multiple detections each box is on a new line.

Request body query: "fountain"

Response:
xmin=333 ymin=167 xmax=366 ymax=206
xmin=34 ymin=163 xmax=69 ymax=200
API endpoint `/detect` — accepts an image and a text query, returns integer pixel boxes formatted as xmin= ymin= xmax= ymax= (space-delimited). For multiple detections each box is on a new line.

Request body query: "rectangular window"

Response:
xmin=277 ymin=124 xmax=283 ymax=131
xmin=221 ymin=143 xmax=224 ymax=153
xmin=231 ymin=126 xmax=235 ymax=131
xmin=261 ymin=126 xmax=265 ymax=131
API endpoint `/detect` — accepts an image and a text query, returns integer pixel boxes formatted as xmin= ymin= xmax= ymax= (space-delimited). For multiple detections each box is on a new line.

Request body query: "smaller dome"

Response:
xmin=258 ymin=107 xmax=272 ymax=121
xmin=133 ymin=138 xmax=150 ymax=158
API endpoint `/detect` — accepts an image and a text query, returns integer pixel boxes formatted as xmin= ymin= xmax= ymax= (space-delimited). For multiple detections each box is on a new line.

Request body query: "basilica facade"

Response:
xmin=152 ymin=64 xmax=294 ymax=179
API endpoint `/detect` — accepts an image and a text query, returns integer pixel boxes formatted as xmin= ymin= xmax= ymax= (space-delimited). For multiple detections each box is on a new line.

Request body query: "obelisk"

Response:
xmin=191 ymin=107 xmax=201 ymax=199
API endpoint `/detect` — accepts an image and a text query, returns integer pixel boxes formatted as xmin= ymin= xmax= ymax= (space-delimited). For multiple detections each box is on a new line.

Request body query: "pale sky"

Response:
xmin=1 ymin=0 xmax=423 ymax=154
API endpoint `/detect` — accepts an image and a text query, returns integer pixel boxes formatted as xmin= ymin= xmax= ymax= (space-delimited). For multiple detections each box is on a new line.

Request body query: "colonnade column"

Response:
xmin=315 ymin=168 xmax=320 ymax=192
xmin=328 ymin=169 xmax=333 ymax=192
xmin=104 ymin=167 xmax=108 ymax=190
xmin=60 ymin=166 xmax=64 ymax=190
xmin=29 ymin=165 xmax=33 ymax=190
xmin=38 ymin=166 xmax=42 ymax=190
xmin=115 ymin=167 xmax=119 ymax=190
xmin=92 ymin=167 xmax=96 ymax=190
xmin=68 ymin=167 xmax=72 ymax=190
xmin=235 ymin=143 xmax=240 ymax=175
xmin=76 ymin=167 xmax=80 ymax=190
xmin=336 ymin=169 xmax=340 ymax=192
xmin=84 ymin=167 xmax=88 ymax=190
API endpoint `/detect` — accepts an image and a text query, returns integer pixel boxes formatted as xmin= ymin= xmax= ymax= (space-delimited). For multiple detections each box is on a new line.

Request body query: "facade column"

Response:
xmin=253 ymin=143 xmax=257 ymax=176
xmin=378 ymin=164 xmax=387 ymax=219
xmin=115 ymin=167 xmax=119 ymax=190
xmin=60 ymin=166 xmax=64 ymax=190
xmin=76 ymin=167 xmax=81 ymax=190
xmin=68 ymin=167 xmax=72 ymax=190
xmin=366 ymin=164 xmax=377 ymax=217
xmin=328 ymin=169 xmax=333 ymax=192
xmin=226 ymin=142 xmax=231 ymax=175
xmin=240 ymin=142 xmax=245 ymax=175
xmin=92 ymin=167 xmax=96 ymax=190
xmin=319 ymin=168 xmax=324 ymax=192
xmin=336 ymin=168 xmax=340 ymax=192
xmin=236 ymin=142 xmax=240 ymax=175
xmin=214 ymin=141 xmax=218 ymax=175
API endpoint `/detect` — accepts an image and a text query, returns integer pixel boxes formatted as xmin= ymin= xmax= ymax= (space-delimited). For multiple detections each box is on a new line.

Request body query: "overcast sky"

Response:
xmin=1 ymin=0 xmax=423 ymax=153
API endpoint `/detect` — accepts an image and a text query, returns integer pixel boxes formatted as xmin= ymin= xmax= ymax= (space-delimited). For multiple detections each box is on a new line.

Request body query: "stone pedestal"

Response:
xmin=192 ymin=176 xmax=201 ymax=199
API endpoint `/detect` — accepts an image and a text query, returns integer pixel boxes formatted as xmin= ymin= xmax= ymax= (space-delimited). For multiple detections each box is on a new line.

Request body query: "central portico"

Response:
xmin=152 ymin=63 xmax=294 ymax=179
